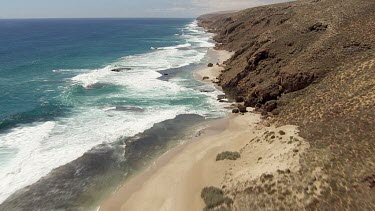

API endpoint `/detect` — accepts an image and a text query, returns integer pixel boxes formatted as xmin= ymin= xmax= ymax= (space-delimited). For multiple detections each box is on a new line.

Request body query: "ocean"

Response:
xmin=0 ymin=18 xmax=226 ymax=207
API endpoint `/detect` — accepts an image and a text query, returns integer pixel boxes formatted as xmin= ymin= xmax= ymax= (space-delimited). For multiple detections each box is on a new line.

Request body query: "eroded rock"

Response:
xmin=278 ymin=72 xmax=315 ymax=93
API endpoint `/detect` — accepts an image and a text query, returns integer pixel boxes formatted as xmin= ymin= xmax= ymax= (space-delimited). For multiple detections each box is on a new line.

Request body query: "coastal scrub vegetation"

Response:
xmin=198 ymin=0 xmax=375 ymax=209
xmin=216 ymin=151 xmax=240 ymax=161
xmin=201 ymin=186 xmax=233 ymax=211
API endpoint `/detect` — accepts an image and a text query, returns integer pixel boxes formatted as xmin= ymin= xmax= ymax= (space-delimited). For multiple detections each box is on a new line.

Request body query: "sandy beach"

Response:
xmin=99 ymin=49 xmax=309 ymax=211
xmin=193 ymin=48 xmax=233 ymax=82
xmin=100 ymin=111 xmax=308 ymax=211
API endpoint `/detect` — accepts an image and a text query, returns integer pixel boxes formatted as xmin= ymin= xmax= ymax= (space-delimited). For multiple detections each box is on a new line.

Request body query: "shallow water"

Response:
xmin=0 ymin=114 xmax=207 ymax=211
xmin=0 ymin=18 xmax=226 ymax=204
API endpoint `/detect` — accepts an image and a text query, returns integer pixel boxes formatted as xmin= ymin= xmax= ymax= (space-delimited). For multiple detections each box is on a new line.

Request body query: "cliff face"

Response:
xmin=198 ymin=0 xmax=374 ymax=109
xmin=198 ymin=0 xmax=375 ymax=210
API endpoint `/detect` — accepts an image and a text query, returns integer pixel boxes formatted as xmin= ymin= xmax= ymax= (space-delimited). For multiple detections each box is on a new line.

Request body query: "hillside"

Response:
xmin=198 ymin=0 xmax=375 ymax=210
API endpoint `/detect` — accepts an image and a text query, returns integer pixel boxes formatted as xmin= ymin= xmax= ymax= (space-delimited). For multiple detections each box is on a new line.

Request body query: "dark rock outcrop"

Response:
xmin=237 ymin=104 xmax=247 ymax=113
xmin=255 ymin=84 xmax=281 ymax=103
xmin=217 ymin=94 xmax=226 ymax=100
xmin=263 ymin=100 xmax=277 ymax=112
xmin=232 ymin=108 xmax=240 ymax=113
xmin=278 ymin=72 xmax=315 ymax=93
xmin=308 ymin=22 xmax=328 ymax=32
xmin=111 ymin=67 xmax=131 ymax=72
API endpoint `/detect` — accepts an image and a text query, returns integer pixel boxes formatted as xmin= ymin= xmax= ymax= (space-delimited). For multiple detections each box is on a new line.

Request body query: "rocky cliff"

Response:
xmin=198 ymin=0 xmax=375 ymax=210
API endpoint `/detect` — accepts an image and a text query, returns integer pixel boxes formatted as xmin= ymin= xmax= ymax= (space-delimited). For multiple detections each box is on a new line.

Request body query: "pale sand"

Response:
xmin=99 ymin=110 xmax=308 ymax=211
xmin=99 ymin=113 xmax=256 ymax=211
xmin=99 ymin=48 xmax=309 ymax=211
xmin=193 ymin=48 xmax=234 ymax=82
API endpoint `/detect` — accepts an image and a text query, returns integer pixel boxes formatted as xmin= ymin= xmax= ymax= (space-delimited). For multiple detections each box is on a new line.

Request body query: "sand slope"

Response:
xmin=100 ymin=110 xmax=310 ymax=211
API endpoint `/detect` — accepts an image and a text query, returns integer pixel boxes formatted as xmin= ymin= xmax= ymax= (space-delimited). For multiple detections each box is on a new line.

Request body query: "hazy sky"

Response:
xmin=0 ymin=0 xmax=291 ymax=19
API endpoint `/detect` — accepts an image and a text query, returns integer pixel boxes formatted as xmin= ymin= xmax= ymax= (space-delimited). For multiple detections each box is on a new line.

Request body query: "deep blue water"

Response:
xmin=0 ymin=18 xmax=225 ymax=202
xmin=0 ymin=18 xmax=194 ymax=128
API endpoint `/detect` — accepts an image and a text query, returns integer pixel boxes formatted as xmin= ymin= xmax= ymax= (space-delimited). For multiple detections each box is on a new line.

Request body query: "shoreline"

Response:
xmin=99 ymin=116 xmax=230 ymax=211
xmin=99 ymin=47 xmax=309 ymax=211
xmin=0 ymin=114 xmax=210 ymax=211
xmin=193 ymin=48 xmax=233 ymax=83
xmin=99 ymin=48 xmax=234 ymax=211
xmin=99 ymin=109 xmax=309 ymax=211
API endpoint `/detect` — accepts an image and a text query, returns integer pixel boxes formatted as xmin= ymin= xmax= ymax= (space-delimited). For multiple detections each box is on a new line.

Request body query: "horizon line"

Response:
xmin=0 ymin=17 xmax=197 ymax=20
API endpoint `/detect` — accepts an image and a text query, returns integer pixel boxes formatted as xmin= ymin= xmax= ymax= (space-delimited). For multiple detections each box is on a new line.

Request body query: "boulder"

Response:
xmin=202 ymin=76 xmax=209 ymax=80
xmin=263 ymin=100 xmax=277 ymax=112
xmin=256 ymin=84 xmax=281 ymax=103
xmin=237 ymin=104 xmax=247 ymax=113
xmin=111 ymin=67 xmax=131 ymax=72
xmin=198 ymin=86 xmax=215 ymax=93
xmin=244 ymin=96 xmax=259 ymax=107
xmin=217 ymin=94 xmax=226 ymax=100
xmin=232 ymin=108 xmax=240 ymax=113
xmin=207 ymin=63 xmax=214 ymax=67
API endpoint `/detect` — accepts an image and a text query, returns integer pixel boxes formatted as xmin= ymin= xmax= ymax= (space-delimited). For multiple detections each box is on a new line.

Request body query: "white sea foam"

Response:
xmin=155 ymin=43 xmax=192 ymax=50
xmin=71 ymin=21 xmax=212 ymax=89
xmin=0 ymin=20 xmax=225 ymax=203
xmin=52 ymin=69 xmax=91 ymax=73
xmin=71 ymin=48 xmax=205 ymax=89
xmin=0 ymin=106 xmax=192 ymax=203
xmin=0 ymin=121 xmax=56 ymax=202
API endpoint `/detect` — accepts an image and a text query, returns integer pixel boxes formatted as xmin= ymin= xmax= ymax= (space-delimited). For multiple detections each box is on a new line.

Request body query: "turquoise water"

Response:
xmin=0 ymin=18 xmax=226 ymax=202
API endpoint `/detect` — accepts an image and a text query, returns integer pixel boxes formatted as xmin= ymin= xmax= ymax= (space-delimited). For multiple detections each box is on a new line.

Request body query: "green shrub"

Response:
xmin=201 ymin=186 xmax=233 ymax=210
xmin=216 ymin=151 xmax=240 ymax=161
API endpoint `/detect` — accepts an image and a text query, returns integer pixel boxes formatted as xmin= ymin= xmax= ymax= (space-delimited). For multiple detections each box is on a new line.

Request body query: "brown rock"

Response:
xmin=237 ymin=104 xmax=247 ymax=113
xmin=232 ymin=108 xmax=240 ymax=113
xmin=256 ymin=84 xmax=281 ymax=103
xmin=207 ymin=63 xmax=214 ymax=67
xmin=217 ymin=94 xmax=226 ymax=100
xmin=111 ymin=67 xmax=131 ymax=72
xmin=244 ymin=96 xmax=259 ymax=107
xmin=308 ymin=22 xmax=328 ymax=32
xmin=251 ymin=51 xmax=269 ymax=66
xmin=278 ymin=72 xmax=315 ymax=93
xmin=263 ymin=100 xmax=277 ymax=112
